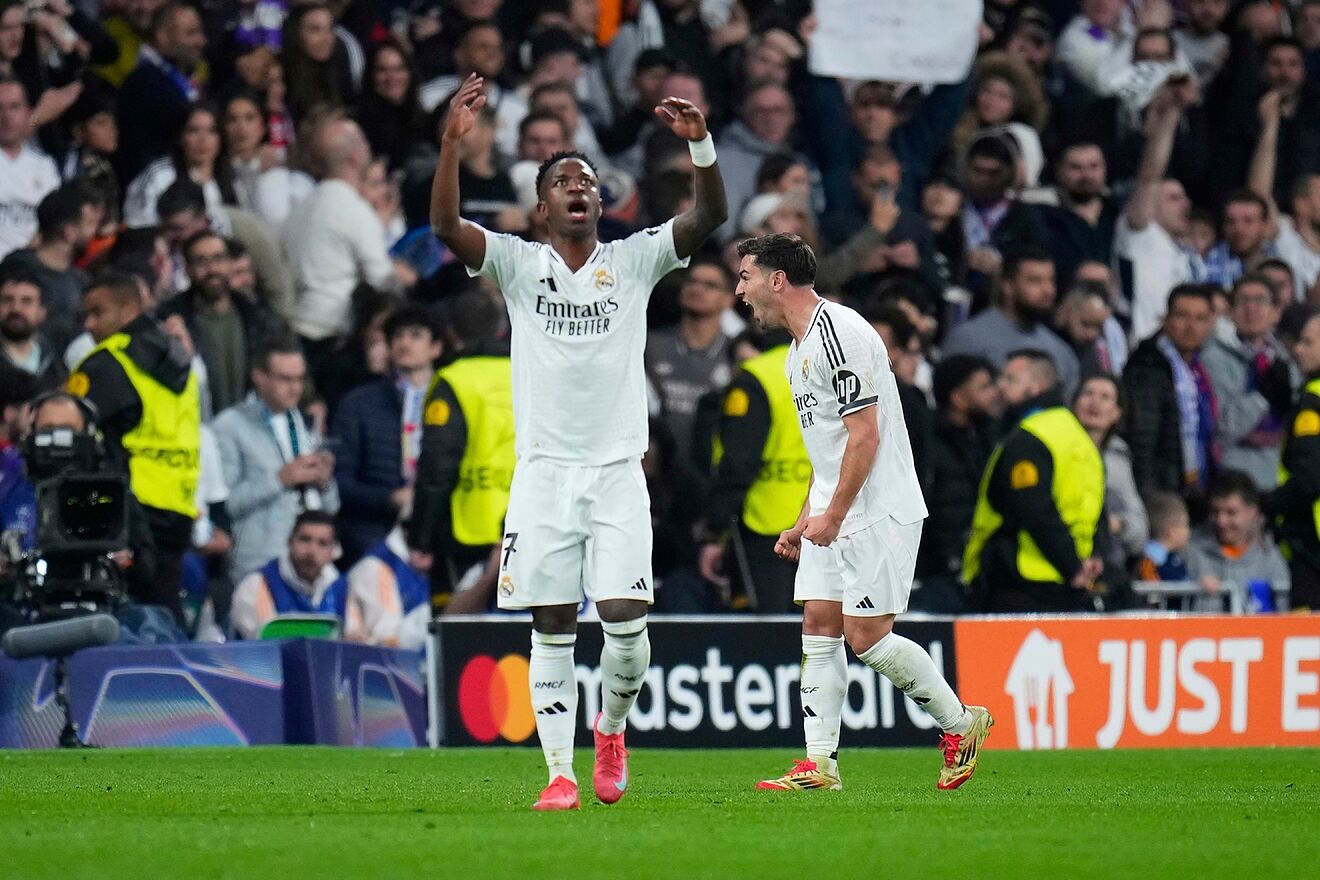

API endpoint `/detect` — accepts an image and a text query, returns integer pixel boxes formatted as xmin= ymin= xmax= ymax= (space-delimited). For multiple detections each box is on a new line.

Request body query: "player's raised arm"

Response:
xmin=656 ymin=97 xmax=728 ymax=259
xmin=431 ymin=74 xmax=490 ymax=270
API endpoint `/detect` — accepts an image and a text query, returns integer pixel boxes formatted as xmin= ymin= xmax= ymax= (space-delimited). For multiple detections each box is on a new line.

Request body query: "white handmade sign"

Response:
xmin=808 ymin=0 xmax=983 ymax=83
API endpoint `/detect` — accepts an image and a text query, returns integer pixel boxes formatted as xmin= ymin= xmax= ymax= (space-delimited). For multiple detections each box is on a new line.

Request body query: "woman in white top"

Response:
xmin=223 ymin=91 xmax=286 ymax=211
xmin=122 ymin=102 xmax=237 ymax=228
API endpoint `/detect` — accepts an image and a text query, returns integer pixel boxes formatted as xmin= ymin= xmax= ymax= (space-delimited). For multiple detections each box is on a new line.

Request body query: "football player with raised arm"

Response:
xmin=734 ymin=233 xmax=992 ymax=792
xmin=431 ymin=74 xmax=727 ymax=810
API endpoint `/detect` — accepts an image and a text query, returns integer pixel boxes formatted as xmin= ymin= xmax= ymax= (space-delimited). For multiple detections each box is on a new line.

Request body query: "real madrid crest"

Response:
xmin=801 ymin=357 xmax=810 ymax=381
xmin=498 ymin=575 xmax=515 ymax=598
xmin=593 ymin=267 xmax=616 ymax=291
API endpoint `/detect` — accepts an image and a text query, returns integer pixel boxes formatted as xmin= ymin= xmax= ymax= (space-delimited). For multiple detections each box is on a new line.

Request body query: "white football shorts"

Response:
xmin=794 ymin=517 xmax=924 ymax=616
xmin=495 ymin=457 xmax=654 ymax=609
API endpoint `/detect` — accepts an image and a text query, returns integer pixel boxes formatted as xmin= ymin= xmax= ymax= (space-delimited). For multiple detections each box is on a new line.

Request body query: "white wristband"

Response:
xmin=688 ymin=134 xmax=717 ymax=168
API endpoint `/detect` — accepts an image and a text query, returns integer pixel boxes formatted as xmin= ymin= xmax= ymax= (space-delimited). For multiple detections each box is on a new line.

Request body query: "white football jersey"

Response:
xmin=0 ymin=145 xmax=60 ymax=259
xmin=471 ymin=220 xmax=689 ymax=465
xmin=787 ymin=298 xmax=928 ymax=536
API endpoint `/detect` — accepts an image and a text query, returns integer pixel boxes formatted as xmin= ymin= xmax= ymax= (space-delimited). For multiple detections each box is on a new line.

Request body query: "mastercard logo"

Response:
xmin=457 ymin=654 xmax=536 ymax=743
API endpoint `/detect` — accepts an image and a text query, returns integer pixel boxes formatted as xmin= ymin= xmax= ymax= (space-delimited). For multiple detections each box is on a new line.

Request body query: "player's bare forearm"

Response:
xmin=429 ymin=74 xmax=488 ymax=270
xmin=824 ymin=409 xmax=879 ymax=524
xmin=794 ymin=475 xmax=814 ymax=530
xmin=673 ymin=161 xmax=728 ymax=259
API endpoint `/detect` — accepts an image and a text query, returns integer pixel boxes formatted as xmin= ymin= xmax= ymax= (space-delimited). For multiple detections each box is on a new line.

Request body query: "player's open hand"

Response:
xmin=802 ymin=513 xmax=842 ymax=548
xmin=443 ymin=74 xmax=487 ymax=144
xmin=655 ymin=97 xmax=708 ymax=142
xmin=774 ymin=527 xmax=803 ymax=561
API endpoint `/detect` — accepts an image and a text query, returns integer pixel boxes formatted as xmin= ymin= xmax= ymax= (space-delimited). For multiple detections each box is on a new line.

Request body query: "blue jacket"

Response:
xmin=331 ymin=378 xmax=407 ymax=560
xmin=363 ymin=538 xmax=429 ymax=614
xmin=0 ymin=445 xmax=35 ymax=551
xmin=260 ymin=558 xmax=348 ymax=616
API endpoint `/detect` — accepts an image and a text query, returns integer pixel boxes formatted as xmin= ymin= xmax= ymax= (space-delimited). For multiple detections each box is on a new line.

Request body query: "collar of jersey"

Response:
xmin=547 ymin=240 xmax=604 ymax=273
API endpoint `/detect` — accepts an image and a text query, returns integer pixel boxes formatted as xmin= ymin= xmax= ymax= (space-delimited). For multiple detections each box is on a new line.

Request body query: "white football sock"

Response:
xmin=530 ymin=630 xmax=579 ymax=783
xmin=800 ymin=634 xmax=846 ymax=773
xmin=598 ymin=617 xmax=650 ymax=735
xmin=857 ymin=631 xmax=971 ymax=735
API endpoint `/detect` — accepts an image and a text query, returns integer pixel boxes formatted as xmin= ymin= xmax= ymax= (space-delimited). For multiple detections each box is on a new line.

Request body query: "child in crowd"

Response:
xmin=1138 ymin=491 xmax=1192 ymax=582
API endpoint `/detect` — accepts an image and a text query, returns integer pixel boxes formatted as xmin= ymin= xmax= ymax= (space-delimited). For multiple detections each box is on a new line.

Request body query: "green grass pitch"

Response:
xmin=1 ymin=747 xmax=1316 ymax=879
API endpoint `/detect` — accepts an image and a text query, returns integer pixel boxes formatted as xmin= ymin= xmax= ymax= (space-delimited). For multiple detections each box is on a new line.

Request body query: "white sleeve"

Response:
xmin=467 ymin=225 xmax=526 ymax=291
xmin=229 ymin=573 xmax=271 ymax=640
xmin=346 ymin=559 xmax=404 ymax=646
xmin=622 ymin=218 xmax=691 ymax=287
xmin=346 ymin=195 xmax=402 ymax=294
xmin=820 ymin=313 xmax=880 ymax=417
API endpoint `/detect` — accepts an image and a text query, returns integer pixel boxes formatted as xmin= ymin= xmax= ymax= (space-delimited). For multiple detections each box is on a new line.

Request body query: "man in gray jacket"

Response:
xmin=1201 ymin=274 xmax=1295 ymax=491
xmin=213 ymin=336 xmax=340 ymax=578
xmin=1186 ymin=469 xmax=1290 ymax=612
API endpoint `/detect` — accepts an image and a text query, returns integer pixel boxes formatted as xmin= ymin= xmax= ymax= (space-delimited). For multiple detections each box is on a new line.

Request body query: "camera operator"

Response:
xmin=22 ymin=392 xmax=159 ymax=608
xmin=65 ymin=270 xmax=200 ymax=622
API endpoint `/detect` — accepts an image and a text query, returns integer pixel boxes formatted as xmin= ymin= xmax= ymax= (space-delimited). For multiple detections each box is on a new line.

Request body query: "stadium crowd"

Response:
xmin=1 ymin=0 xmax=1319 ymax=645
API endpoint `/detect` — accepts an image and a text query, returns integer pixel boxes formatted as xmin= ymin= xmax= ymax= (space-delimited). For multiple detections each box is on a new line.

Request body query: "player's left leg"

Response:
xmin=839 ymin=517 xmax=993 ymax=790
xmin=583 ymin=459 xmax=655 ymax=805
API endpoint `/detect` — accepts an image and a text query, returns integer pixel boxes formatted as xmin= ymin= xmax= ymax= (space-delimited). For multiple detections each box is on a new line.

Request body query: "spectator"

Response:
xmin=922 ymin=172 xmax=967 ymax=291
xmin=916 ymin=354 xmax=999 ymax=611
xmin=1074 ymin=372 xmax=1147 ymax=565
xmin=1037 ymin=141 xmax=1120 ymax=287
xmin=62 ymin=82 xmax=122 ymax=227
xmin=357 ymin=38 xmax=428 ymax=172
xmin=68 ymin=270 xmax=201 ymax=623
xmin=0 ymin=78 xmax=60 ymax=260
xmin=949 ymin=52 xmax=1048 ymax=162
xmin=715 ymin=82 xmax=801 ymax=240
xmin=598 ymin=48 xmax=675 ymax=163
xmin=943 ymin=247 xmax=1080 ymax=396
xmin=123 ymin=102 xmax=237 ymax=228
xmin=281 ymin=3 xmax=355 ymax=121
xmin=331 ymin=304 xmax=442 ymax=564
xmin=0 ymin=182 xmax=93 ymax=350
xmin=865 ymin=302 xmax=932 ymax=489
xmin=1235 ymin=37 xmax=1320 ymax=213
xmin=116 ymin=2 xmax=208 ymax=180
xmin=1203 ymin=273 xmax=1294 ymax=490
xmin=0 ymin=363 xmax=37 ymax=545
xmin=958 ymin=131 xmax=1048 ymax=304
xmin=1137 ymin=490 xmax=1192 ymax=581
xmin=1248 ymin=85 xmax=1320 ymax=299
xmin=526 ymin=80 xmax=603 ymax=162
xmin=222 ymin=91 xmax=278 ymax=211
xmin=1056 ymin=0 xmax=1141 ymax=97
xmin=230 ymin=509 xmax=352 ymax=639
xmin=1203 ymin=189 xmax=1276 ymax=289
xmin=283 ymin=117 xmax=403 ymax=381
xmin=213 ymin=335 xmax=339 ymax=579
xmin=156 ymin=229 xmax=278 ymax=415
xmin=1123 ymin=283 xmax=1220 ymax=497
xmin=419 ymin=19 xmax=524 ymax=157
xmin=1174 ymin=0 xmax=1232 ymax=85
xmin=1186 ymin=469 xmax=1290 ymax=611
xmin=604 ymin=0 xmax=718 ymax=111
xmin=1071 ymin=260 xmax=1131 ymax=373
xmin=645 ymin=257 xmax=735 ymax=468
xmin=345 ymin=522 xmax=431 ymax=648
xmin=97 ymin=0 xmax=166 ymax=88
xmin=1054 ymin=280 xmax=1117 ymax=376
xmin=1114 ymin=78 xmax=1203 ymax=342
xmin=0 ymin=264 xmax=64 ymax=388
xmin=409 ymin=289 xmax=512 ymax=608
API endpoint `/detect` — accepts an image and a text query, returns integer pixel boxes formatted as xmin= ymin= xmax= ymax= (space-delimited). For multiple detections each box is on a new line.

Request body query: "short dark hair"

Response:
xmin=151 ymin=2 xmax=194 ymax=38
xmin=862 ymin=301 xmax=916 ymax=349
xmin=1262 ymin=35 xmax=1305 ymax=61
xmin=182 ymin=228 xmax=226 ymax=261
xmin=1005 ymin=347 xmax=1059 ymax=388
xmin=534 ymin=150 xmax=598 ymax=198
xmin=519 ymin=110 xmax=569 ymax=142
xmin=933 ymin=354 xmax=995 ymax=412
xmin=157 ymin=179 xmax=207 ymax=220
xmin=85 ymin=269 xmax=142 ymax=307
xmin=1231 ymin=272 xmax=1284 ymax=307
xmin=1167 ymin=282 xmax=1216 ymax=313
xmin=1144 ymin=490 xmax=1188 ymax=538
xmin=1221 ymin=188 xmax=1269 ymax=221
xmin=967 ymin=132 xmax=1016 ymax=168
xmin=225 ymin=237 xmax=249 ymax=260
xmin=1208 ymin=468 xmax=1261 ymax=509
xmin=1003 ymin=246 xmax=1055 ymax=280
xmin=0 ymin=369 xmax=38 ymax=413
xmin=754 ymin=152 xmax=804 ymax=191
xmin=36 ymin=184 xmax=92 ymax=240
xmin=737 ymin=233 xmax=817 ymax=286
xmin=1072 ymin=371 xmax=1126 ymax=414
xmin=384 ymin=304 xmax=442 ymax=342
xmin=250 ymin=333 xmax=304 ymax=372
xmin=291 ymin=509 xmax=337 ymax=538
xmin=0 ymin=264 xmax=43 ymax=300
xmin=446 ymin=289 xmax=503 ymax=349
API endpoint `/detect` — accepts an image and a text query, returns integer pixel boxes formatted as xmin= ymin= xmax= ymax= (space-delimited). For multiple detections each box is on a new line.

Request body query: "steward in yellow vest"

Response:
xmin=410 ymin=299 xmax=514 ymax=613
xmin=1270 ymin=367 xmax=1320 ymax=610
xmin=696 ymin=335 xmax=811 ymax=612
xmin=68 ymin=272 xmax=201 ymax=622
xmin=962 ymin=353 xmax=1105 ymax=612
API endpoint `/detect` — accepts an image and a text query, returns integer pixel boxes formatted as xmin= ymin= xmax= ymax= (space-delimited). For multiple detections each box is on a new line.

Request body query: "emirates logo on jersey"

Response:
xmin=593 ymin=267 xmax=616 ymax=291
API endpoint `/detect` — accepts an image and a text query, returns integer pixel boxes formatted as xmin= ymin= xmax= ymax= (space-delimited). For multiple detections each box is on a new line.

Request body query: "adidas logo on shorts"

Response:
xmin=630 ymin=578 xmax=648 ymax=592
xmin=855 ymin=597 xmax=875 ymax=610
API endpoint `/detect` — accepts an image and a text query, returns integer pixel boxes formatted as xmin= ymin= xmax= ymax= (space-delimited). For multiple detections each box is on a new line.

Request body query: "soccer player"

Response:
xmin=431 ymin=74 xmax=727 ymax=810
xmin=734 ymin=233 xmax=992 ymax=792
